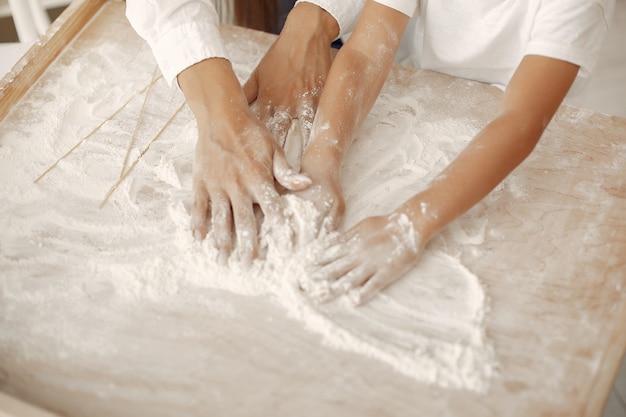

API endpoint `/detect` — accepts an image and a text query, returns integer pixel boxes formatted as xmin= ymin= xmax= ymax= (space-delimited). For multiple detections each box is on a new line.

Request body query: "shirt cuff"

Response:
xmin=147 ymin=20 xmax=230 ymax=86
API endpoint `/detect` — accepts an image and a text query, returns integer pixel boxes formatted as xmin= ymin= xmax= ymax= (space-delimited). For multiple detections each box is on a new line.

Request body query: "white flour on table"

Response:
xmin=0 ymin=14 xmax=496 ymax=408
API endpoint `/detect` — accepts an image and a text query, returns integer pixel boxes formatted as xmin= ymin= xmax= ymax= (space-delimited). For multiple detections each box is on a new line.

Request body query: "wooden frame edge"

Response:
xmin=0 ymin=0 xmax=108 ymax=122
xmin=584 ymin=292 xmax=626 ymax=416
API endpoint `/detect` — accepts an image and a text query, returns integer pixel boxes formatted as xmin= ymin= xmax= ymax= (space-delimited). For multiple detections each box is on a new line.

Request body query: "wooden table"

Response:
xmin=1 ymin=1 xmax=625 ymax=416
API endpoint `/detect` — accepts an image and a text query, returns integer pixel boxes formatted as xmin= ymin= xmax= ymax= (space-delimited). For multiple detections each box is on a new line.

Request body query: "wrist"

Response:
xmin=178 ymin=58 xmax=250 ymax=124
xmin=282 ymin=2 xmax=339 ymax=44
xmin=301 ymin=139 xmax=343 ymax=181
xmin=397 ymin=195 xmax=442 ymax=244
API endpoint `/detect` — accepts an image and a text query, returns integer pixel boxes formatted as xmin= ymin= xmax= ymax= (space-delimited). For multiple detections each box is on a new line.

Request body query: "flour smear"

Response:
xmin=0 ymin=10 xmax=496 ymax=405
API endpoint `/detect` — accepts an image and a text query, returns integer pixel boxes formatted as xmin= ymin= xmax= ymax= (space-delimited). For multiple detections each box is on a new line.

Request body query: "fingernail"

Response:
xmin=218 ymin=249 xmax=229 ymax=266
xmin=241 ymin=252 xmax=253 ymax=269
xmin=347 ymin=289 xmax=362 ymax=307
xmin=331 ymin=280 xmax=352 ymax=295
xmin=310 ymin=281 xmax=331 ymax=302
xmin=273 ymin=225 xmax=293 ymax=253
xmin=193 ymin=230 xmax=203 ymax=242
xmin=290 ymin=173 xmax=312 ymax=186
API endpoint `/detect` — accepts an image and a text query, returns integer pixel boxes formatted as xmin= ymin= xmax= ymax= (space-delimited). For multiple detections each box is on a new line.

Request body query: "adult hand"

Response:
xmin=179 ymin=58 xmax=311 ymax=266
xmin=243 ymin=2 xmax=338 ymax=147
xmin=308 ymin=212 xmax=425 ymax=305
xmin=192 ymin=115 xmax=311 ymax=265
xmin=292 ymin=135 xmax=346 ymax=233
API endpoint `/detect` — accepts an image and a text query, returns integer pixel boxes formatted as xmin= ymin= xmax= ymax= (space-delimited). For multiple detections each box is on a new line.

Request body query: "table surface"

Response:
xmin=1 ymin=2 xmax=625 ymax=416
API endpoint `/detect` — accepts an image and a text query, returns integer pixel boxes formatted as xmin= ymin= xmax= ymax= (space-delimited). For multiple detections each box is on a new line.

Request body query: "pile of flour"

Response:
xmin=0 ymin=14 xmax=496 ymax=401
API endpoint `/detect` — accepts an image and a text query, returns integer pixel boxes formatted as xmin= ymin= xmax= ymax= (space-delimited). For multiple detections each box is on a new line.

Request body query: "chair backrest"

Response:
xmin=7 ymin=0 xmax=51 ymax=42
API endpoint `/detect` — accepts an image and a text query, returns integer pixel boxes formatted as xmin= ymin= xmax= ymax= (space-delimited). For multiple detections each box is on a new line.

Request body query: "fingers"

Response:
xmin=242 ymin=70 xmax=259 ymax=104
xmin=253 ymin=183 xmax=293 ymax=253
xmin=273 ymin=150 xmax=312 ymax=191
xmin=296 ymin=96 xmax=315 ymax=147
xmin=193 ymin=187 xmax=279 ymax=267
xmin=312 ymin=253 xmax=357 ymax=283
xmin=208 ymin=189 xmax=263 ymax=267
xmin=309 ymin=243 xmax=364 ymax=303
xmin=353 ymin=272 xmax=392 ymax=306
xmin=306 ymin=215 xmax=424 ymax=305
xmin=326 ymin=195 xmax=346 ymax=231
xmin=232 ymin=194 xmax=258 ymax=267
xmin=210 ymin=191 xmax=233 ymax=265
xmin=266 ymin=107 xmax=291 ymax=148
xmin=317 ymin=240 xmax=352 ymax=266
xmin=267 ymin=96 xmax=316 ymax=149
xmin=257 ymin=103 xmax=291 ymax=148
xmin=309 ymin=253 xmax=385 ymax=305
xmin=252 ymin=89 xmax=319 ymax=150
xmin=258 ymin=103 xmax=272 ymax=127
xmin=190 ymin=178 xmax=210 ymax=241
xmin=327 ymin=268 xmax=375 ymax=304
xmin=333 ymin=266 xmax=374 ymax=300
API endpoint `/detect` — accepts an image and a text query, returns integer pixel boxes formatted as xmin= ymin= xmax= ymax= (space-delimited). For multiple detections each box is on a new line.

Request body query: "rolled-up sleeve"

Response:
xmin=126 ymin=0 xmax=229 ymax=86
xmin=295 ymin=0 xmax=366 ymax=37
xmin=526 ymin=0 xmax=613 ymax=80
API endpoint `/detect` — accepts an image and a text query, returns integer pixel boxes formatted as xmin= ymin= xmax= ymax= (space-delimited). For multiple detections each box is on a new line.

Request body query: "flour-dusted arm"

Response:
xmin=314 ymin=55 xmax=578 ymax=305
xmin=305 ymin=0 xmax=582 ymax=305
xmin=294 ymin=1 xmax=411 ymax=228
xmin=126 ymin=0 xmax=310 ymax=264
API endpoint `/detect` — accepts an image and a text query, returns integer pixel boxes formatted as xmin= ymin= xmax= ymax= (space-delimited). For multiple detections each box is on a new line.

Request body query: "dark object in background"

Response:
xmin=234 ymin=0 xmax=286 ymax=34
xmin=233 ymin=0 xmax=341 ymax=47
xmin=234 ymin=0 xmax=297 ymax=34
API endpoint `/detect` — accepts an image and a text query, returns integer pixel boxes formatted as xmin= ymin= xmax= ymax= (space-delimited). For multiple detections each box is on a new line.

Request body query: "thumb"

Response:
xmin=242 ymin=69 xmax=259 ymax=104
xmin=273 ymin=149 xmax=311 ymax=191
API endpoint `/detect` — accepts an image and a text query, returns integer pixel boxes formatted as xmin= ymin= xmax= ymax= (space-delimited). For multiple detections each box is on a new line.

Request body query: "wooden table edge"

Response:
xmin=0 ymin=0 xmax=108 ymax=122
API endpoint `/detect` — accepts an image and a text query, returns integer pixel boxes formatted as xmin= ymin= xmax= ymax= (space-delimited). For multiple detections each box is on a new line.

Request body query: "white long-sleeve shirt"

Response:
xmin=125 ymin=0 xmax=368 ymax=85
xmin=126 ymin=0 xmax=231 ymax=85
xmin=126 ymin=0 xmax=614 ymax=94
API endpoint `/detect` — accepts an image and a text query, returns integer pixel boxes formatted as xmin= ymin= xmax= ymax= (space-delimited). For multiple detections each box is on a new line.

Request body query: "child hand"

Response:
xmin=309 ymin=212 xmax=426 ymax=305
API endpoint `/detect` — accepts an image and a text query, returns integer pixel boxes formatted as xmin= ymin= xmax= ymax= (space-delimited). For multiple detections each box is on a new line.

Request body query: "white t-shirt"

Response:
xmin=405 ymin=0 xmax=613 ymax=95
xmin=303 ymin=0 xmax=614 ymax=95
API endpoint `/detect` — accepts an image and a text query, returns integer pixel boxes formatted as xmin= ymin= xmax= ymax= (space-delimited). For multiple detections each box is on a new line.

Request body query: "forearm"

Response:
xmin=301 ymin=50 xmax=390 ymax=176
xmin=302 ymin=2 xmax=409 ymax=176
xmin=178 ymin=58 xmax=250 ymax=129
xmin=399 ymin=55 xmax=579 ymax=242
xmin=401 ymin=113 xmax=543 ymax=240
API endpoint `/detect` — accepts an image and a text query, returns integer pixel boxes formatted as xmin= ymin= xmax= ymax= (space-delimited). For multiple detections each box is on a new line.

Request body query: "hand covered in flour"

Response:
xmin=292 ymin=175 xmax=345 ymax=233
xmin=179 ymin=58 xmax=311 ymax=265
xmin=292 ymin=137 xmax=346 ymax=232
xmin=309 ymin=212 xmax=426 ymax=305
xmin=243 ymin=2 xmax=338 ymax=146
